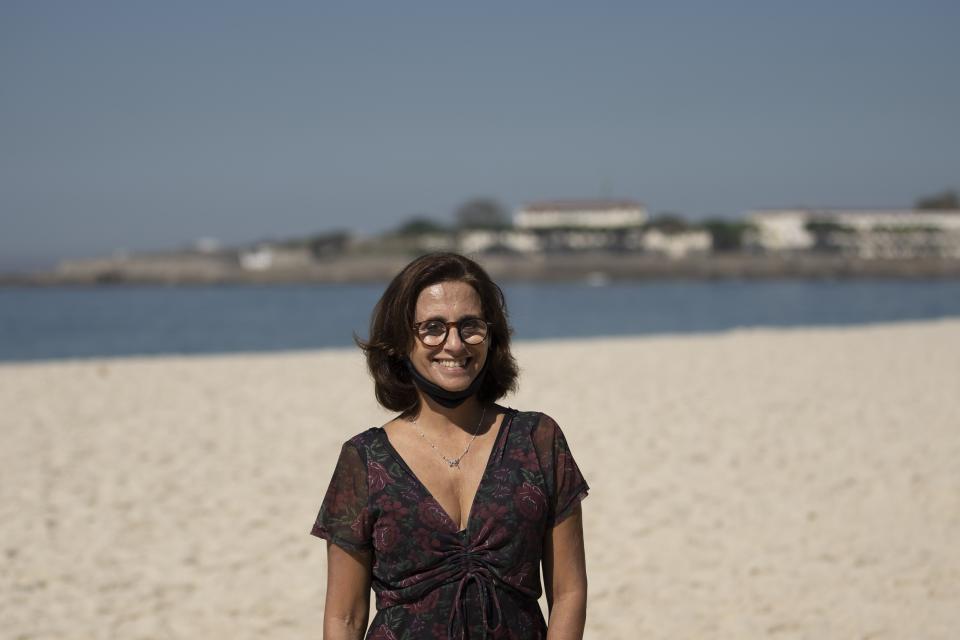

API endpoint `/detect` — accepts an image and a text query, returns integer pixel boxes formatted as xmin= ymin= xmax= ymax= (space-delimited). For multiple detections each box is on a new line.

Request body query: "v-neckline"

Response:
xmin=379 ymin=408 xmax=515 ymax=535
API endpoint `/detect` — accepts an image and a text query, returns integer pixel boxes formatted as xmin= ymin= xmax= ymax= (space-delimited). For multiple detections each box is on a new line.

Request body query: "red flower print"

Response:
xmin=418 ymin=500 xmax=450 ymax=530
xmin=328 ymin=484 xmax=357 ymax=514
xmin=473 ymin=502 xmax=509 ymax=525
xmin=513 ymin=482 xmax=546 ymax=521
xmin=405 ymin=586 xmax=440 ymax=614
xmin=413 ymin=527 xmax=436 ymax=553
xmin=369 ymin=461 xmax=391 ymax=493
xmin=368 ymin=624 xmax=399 ymax=640
xmin=510 ymin=448 xmax=540 ymax=471
xmin=375 ymin=494 xmax=409 ymax=519
xmin=485 ymin=523 xmax=510 ymax=547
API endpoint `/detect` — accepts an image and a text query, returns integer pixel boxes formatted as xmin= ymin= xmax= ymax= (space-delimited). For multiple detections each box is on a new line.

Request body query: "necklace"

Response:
xmin=408 ymin=405 xmax=487 ymax=469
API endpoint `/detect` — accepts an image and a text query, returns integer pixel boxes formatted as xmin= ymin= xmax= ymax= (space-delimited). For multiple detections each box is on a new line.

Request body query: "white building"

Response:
xmin=513 ymin=200 xmax=648 ymax=252
xmin=639 ymin=229 xmax=712 ymax=259
xmin=745 ymin=210 xmax=816 ymax=251
xmin=515 ymin=200 xmax=648 ymax=230
xmin=458 ymin=229 xmax=541 ymax=254
xmin=747 ymin=209 xmax=960 ymax=257
xmin=814 ymin=209 xmax=960 ymax=232
xmin=238 ymin=244 xmax=316 ymax=271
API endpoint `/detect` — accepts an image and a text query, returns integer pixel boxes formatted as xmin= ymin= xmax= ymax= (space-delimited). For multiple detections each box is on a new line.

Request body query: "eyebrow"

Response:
xmin=417 ymin=313 xmax=483 ymax=323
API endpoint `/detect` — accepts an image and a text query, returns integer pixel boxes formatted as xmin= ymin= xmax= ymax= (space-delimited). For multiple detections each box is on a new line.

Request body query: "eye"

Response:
xmin=459 ymin=319 xmax=489 ymax=344
xmin=420 ymin=320 xmax=446 ymax=336
xmin=460 ymin=318 xmax=484 ymax=334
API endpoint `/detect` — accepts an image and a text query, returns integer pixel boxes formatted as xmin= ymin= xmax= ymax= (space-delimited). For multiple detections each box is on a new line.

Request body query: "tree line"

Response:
xmin=391 ymin=188 xmax=958 ymax=253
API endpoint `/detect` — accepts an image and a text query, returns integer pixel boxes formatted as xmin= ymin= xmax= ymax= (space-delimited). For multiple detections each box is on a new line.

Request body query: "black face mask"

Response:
xmin=403 ymin=356 xmax=489 ymax=408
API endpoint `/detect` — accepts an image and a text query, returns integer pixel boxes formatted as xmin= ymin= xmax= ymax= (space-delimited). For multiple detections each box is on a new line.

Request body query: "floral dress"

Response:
xmin=310 ymin=409 xmax=589 ymax=640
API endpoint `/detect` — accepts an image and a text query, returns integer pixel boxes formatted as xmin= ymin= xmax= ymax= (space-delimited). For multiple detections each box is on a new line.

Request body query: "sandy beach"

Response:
xmin=2 ymin=319 xmax=959 ymax=639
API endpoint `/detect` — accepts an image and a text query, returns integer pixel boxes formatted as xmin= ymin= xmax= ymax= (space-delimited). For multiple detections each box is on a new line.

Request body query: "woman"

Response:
xmin=311 ymin=252 xmax=589 ymax=640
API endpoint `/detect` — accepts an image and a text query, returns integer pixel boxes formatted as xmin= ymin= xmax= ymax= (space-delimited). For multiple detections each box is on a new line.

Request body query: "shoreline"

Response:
xmin=4 ymin=253 xmax=960 ymax=286
xmin=4 ymin=315 xmax=960 ymax=366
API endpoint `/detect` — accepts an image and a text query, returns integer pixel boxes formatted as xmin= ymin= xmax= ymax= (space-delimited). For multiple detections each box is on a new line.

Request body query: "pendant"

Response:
xmin=448 ymin=459 xmax=460 ymax=469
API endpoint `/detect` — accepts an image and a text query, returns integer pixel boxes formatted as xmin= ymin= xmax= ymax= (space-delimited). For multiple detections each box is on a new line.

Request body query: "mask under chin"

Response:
xmin=403 ymin=356 xmax=489 ymax=408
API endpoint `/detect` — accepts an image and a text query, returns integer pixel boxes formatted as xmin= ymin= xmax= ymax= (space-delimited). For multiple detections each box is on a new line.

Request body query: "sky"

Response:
xmin=2 ymin=1 xmax=959 ymax=271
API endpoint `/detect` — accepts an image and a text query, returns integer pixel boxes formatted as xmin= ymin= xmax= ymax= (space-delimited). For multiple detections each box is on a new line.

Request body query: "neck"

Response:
xmin=412 ymin=393 xmax=487 ymax=434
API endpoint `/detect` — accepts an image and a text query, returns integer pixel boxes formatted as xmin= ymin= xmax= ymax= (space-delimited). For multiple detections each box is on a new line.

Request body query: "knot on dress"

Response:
xmin=447 ymin=544 xmax=503 ymax=640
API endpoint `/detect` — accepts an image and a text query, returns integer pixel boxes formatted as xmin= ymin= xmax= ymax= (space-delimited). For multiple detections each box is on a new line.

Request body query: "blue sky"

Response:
xmin=2 ymin=1 xmax=959 ymax=270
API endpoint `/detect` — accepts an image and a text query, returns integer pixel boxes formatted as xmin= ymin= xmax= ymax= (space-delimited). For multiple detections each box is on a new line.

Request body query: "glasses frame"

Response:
xmin=411 ymin=318 xmax=492 ymax=347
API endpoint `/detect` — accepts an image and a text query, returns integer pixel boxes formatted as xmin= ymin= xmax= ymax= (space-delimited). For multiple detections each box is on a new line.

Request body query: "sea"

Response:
xmin=2 ymin=280 xmax=960 ymax=362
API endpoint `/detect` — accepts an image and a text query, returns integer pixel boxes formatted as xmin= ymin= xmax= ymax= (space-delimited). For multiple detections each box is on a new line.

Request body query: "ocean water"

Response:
xmin=2 ymin=280 xmax=960 ymax=362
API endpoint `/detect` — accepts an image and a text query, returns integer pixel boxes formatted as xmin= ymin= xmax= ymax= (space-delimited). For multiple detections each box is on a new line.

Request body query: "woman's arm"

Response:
xmin=323 ymin=542 xmax=373 ymax=640
xmin=542 ymin=504 xmax=588 ymax=640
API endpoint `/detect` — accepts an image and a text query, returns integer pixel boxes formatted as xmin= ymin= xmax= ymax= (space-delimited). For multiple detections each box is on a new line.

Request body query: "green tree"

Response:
xmin=646 ymin=212 xmax=690 ymax=234
xmin=306 ymin=230 xmax=351 ymax=257
xmin=915 ymin=189 xmax=959 ymax=210
xmin=395 ymin=217 xmax=448 ymax=236
xmin=455 ymin=198 xmax=511 ymax=230
xmin=702 ymin=218 xmax=754 ymax=252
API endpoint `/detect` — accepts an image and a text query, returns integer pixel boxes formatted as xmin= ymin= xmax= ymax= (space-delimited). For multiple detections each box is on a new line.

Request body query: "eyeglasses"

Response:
xmin=412 ymin=318 xmax=491 ymax=347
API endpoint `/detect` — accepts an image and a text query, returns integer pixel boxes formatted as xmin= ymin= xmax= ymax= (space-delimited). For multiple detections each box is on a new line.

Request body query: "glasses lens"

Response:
xmin=460 ymin=319 xmax=488 ymax=344
xmin=419 ymin=321 xmax=446 ymax=346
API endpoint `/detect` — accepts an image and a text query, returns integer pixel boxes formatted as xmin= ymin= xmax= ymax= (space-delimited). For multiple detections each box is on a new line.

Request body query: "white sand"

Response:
xmin=2 ymin=320 xmax=959 ymax=639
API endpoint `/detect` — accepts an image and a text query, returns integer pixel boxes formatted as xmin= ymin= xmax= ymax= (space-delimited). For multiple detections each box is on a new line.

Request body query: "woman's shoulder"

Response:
xmin=339 ymin=426 xmax=383 ymax=457
xmin=506 ymin=407 xmax=563 ymax=436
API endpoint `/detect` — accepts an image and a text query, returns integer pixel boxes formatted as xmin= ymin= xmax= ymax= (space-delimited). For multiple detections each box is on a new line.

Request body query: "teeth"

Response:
xmin=436 ymin=359 xmax=467 ymax=368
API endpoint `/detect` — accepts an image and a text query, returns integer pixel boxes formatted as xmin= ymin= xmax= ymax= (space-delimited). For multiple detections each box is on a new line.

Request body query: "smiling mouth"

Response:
xmin=434 ymin=357 xmax=471 ymax=370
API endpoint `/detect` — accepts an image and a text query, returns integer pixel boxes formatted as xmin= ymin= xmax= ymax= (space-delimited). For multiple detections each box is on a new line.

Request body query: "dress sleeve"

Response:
xmin=532 ymin=413 xmax=590 ymax=528
xmin=310 ymin=441 xmax=373 ymax=552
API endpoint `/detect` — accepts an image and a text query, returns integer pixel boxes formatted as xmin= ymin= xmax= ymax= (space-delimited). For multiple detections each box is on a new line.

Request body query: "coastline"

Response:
xmin=2 ymin=319 xmax=959 ymax=638
xmin=4 ymin=253 xmax=960 ymax=287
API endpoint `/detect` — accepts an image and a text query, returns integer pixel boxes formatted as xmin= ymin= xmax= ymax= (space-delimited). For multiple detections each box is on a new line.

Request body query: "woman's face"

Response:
xmin=408 ymin=280 xmax=489 ymax=393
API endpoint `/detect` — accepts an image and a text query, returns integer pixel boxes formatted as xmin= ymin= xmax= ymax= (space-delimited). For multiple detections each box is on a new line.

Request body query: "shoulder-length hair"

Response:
xmin=356 ymin=252 xmax=519 ymax=413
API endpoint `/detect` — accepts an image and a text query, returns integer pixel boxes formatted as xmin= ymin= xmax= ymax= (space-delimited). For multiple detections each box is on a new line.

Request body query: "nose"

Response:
xmin=443 ymin=326 xmax=467 ymax=352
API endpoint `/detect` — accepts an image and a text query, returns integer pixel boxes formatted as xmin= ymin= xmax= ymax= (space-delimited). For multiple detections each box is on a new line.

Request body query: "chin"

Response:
xmin=432 ymin=364 xmax=483 ymax=390
xmin=430 ymin=372 xmax=476 ymax=392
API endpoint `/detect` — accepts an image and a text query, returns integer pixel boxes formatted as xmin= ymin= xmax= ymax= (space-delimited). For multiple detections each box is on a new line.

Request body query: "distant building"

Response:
xmin=745 ymin=210 xmax=816 ymax=251
xmin=306 ymin=231 xmax=352 ymax=258
xmin=458 ymin=229 xmax=541 ymax=254
xmin=747 ymin=209 xmax=960 ymax=258
xmin=515 ymin=199 xmax=648 ymax=229
xmin=639 ymin=229 xmax=712 ymax=259
xmin=514 ymin=199 xmax=648 ymax=252
xmin=239 ymin=247 xmax=273 ymax=271
xmin=361 ymin=231 xmax=458 ymax=256
xmin=238 ymin=244 xmax=316 ymax=271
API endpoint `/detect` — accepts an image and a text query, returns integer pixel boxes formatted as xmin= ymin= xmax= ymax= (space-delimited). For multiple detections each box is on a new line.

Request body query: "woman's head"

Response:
xmin=357 ymin=252 xmax=518 ymax=413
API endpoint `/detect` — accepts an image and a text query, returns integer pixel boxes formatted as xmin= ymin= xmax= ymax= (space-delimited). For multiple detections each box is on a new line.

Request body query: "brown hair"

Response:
xmin=356 ymin=252 xmax=519 ymax=413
